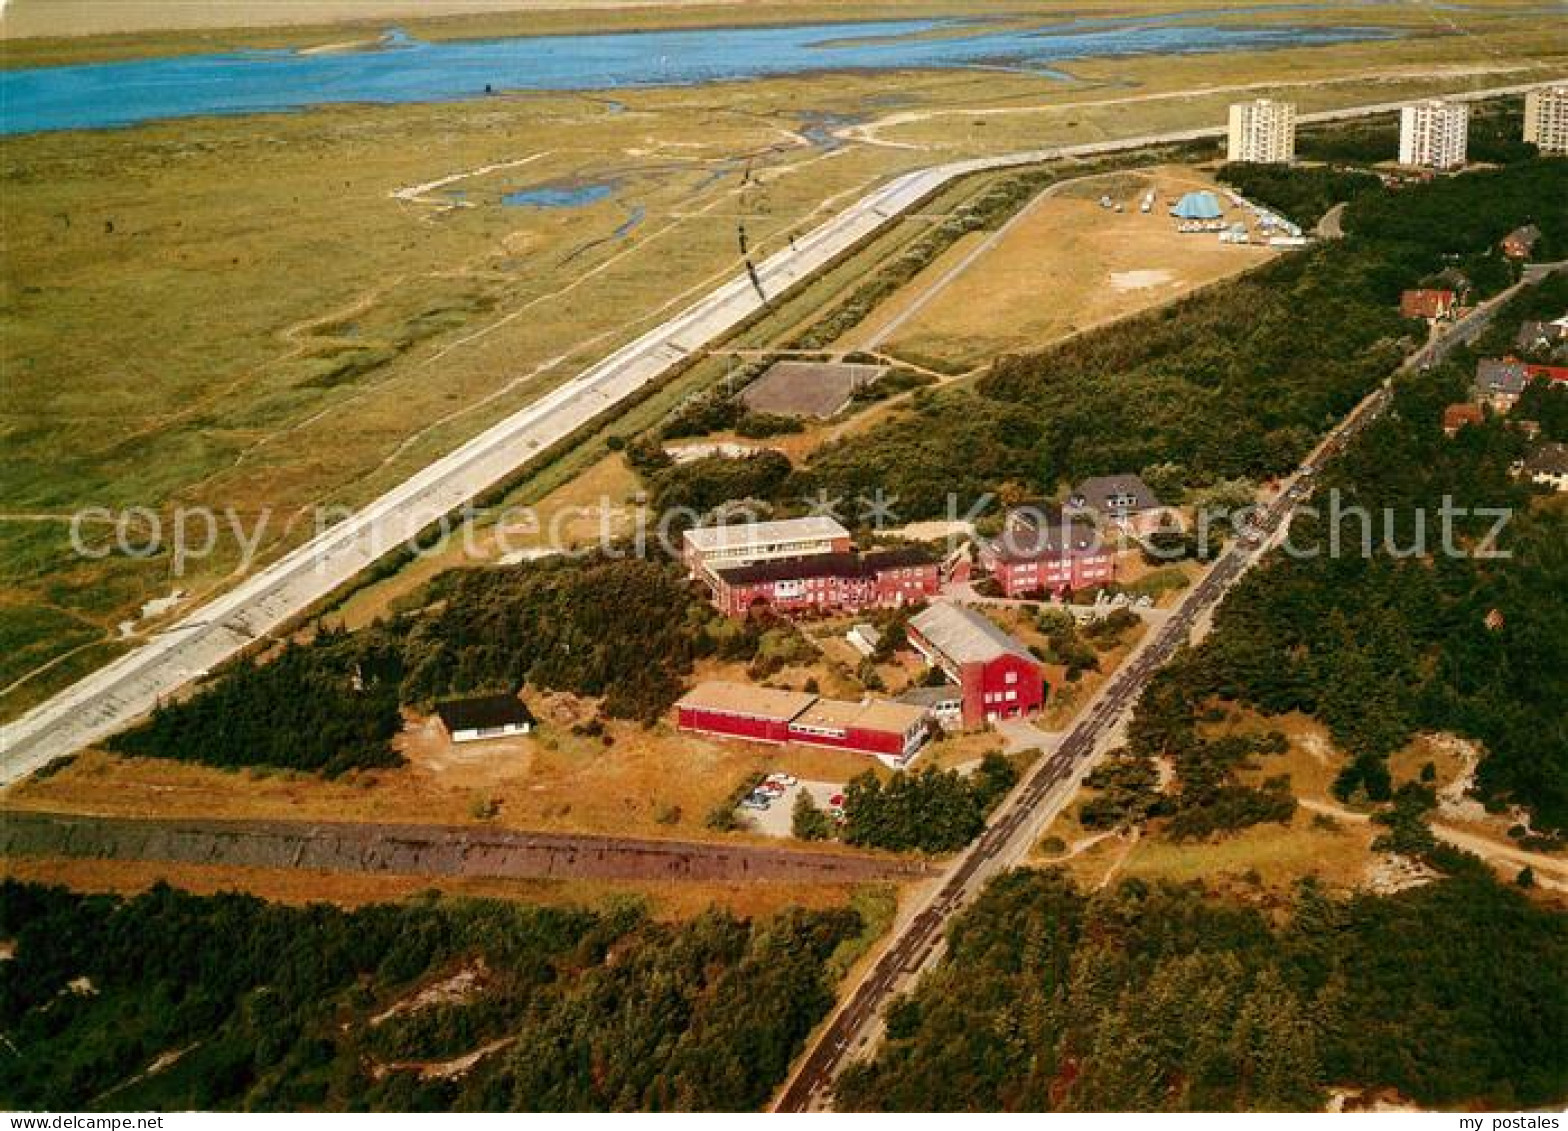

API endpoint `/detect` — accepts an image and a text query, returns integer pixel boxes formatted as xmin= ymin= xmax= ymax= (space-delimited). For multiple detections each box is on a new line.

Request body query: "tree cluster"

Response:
xmin=111 ymin=555 xmax=740 ymax=774
xmin=0 ymin=881 xmax=859 ymax=1112
xmin=836 ymin=868 xmax=1568 ymax=1111
xmin=842 ymin=753 xmax=1017 ymax=854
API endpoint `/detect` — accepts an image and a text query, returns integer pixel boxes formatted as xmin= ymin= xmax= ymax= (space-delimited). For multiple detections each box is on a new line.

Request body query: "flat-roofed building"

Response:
xmin=1227 ymin=99 xmax=1296 ymax=163
xmin=674 ymin=681 xmax=931 ymax=763
xmin=1399 ymin=99 xmax=1469 ymax=169
xmin=682 ymin=516 xmax=851 ymax=581
xmin=1524 ymin=86 xmax=1568 ymax=155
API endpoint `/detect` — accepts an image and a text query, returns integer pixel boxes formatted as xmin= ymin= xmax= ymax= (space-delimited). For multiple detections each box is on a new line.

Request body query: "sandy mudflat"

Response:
xmin=0 ymin=0 xmax=709 ymax=39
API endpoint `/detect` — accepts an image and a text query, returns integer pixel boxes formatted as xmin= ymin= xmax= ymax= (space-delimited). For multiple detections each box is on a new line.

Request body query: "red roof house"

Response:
xmin=1400 ymin=288 xmax=1457 ymax=321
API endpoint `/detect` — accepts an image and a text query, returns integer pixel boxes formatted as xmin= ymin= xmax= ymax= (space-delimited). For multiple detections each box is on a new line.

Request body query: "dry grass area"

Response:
xmin=854 ymin=165 xmax=1278 ymax=370
xmin=4 ymin=670 xmax=888 ymax=844
xmin=0 ymin=854 xmax=889 ymax=921
xmin=1115 ymin=811 xmax=1377 ymax=893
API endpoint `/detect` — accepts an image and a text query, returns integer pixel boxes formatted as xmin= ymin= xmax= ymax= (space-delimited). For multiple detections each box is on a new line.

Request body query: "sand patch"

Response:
xmin=1108 ymin=269 xmax=1175 ymax=291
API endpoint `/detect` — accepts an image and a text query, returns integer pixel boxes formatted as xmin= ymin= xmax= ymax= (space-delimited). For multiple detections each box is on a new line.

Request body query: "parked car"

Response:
xmin=829 ymin=794 xmax=845 ymax=808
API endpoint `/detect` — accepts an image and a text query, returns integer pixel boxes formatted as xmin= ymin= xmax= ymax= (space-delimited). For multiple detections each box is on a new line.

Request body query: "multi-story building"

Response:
xmin=1524 ymin=86 xmax=1568 ymax=155
xmin=1226 ymin=99 xmax=1296 ymax=163
xmin=977 ymin=505 xmax=1115 ymax=598
xmin=1399 ymin=99 xmax=1469 ymax=169
xmin=681 ymin=516 xmax=851 ymax=582
xmin=706 ymin=546 xmax=940 ymax=618
xmin=908 ymin=602 xmax=1045 ymax=728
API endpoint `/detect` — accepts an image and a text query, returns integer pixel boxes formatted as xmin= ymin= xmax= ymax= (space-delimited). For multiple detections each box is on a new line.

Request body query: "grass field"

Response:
xmin=2 ymin=0 xmax=1562 ymax=725
xmin=848 ymin=164 xmax=1278 ymax=370
xmin=0 ymin=855 xmax=895 ymax=921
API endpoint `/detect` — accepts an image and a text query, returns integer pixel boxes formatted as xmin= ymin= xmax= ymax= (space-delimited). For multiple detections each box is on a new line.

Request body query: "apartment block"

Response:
xmin=1399 ymin=99 xmax=1469 ymax=169
xmin=1524 ymin=86 xmax=1568 ymax=155
xmin=1226 ymin=99 xmax=1296 ymax=163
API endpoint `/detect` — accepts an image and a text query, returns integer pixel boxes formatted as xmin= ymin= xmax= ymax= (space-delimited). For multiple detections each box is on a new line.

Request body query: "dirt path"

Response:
xmin=1297 ymin=798 xmax=1568 ymax=890
xmin=1 ymin=809 xmax=933 ymax=886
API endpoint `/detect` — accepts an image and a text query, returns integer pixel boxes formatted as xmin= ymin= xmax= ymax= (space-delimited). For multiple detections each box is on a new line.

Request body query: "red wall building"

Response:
xmin=675 ymin=682 xmax=931 ymax=763
xmin=708 ymin=547 xmax=939 ymax=618
xmin=907 ymin=602 xmax=1046 ymax=729
xmin=978 ymin=507 xmax=1115 ymax=598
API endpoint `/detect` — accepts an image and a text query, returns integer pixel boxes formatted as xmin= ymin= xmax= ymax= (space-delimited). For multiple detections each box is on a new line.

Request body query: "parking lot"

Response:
xmin=741 ymin=777 xmax=846 ymax=838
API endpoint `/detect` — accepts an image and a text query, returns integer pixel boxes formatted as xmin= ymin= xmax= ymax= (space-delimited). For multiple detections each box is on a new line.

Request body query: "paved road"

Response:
xmin=1 ymin=82 xmax=1553 ymax=788
xmin=2 ymin=810 xmax=934 ymax=885
xmin=771 ymin=262 xmax=1568 ymax=1111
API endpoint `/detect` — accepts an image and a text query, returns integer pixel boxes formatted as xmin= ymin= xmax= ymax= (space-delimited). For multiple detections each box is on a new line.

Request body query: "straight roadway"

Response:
xmin=0 ymin=81 xmax=1554 ymax=787
xmin=772 ymin=257 xmax=1567 ymax=1113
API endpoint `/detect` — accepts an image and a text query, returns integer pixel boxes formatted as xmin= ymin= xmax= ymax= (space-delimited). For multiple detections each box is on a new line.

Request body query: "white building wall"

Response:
xmin=1226 ymin=100 xmax=1296 ymax=162
xmin=1525 ymin=87 xmax=1568 ymax=154
xmin=1400 ymin=100 xmax=1469 ymax=169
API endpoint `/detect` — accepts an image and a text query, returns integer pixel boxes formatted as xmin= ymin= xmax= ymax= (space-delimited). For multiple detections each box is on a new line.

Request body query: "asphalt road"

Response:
xmin=771 ymin=262 xmax=1568 ymax=1111
xmin=0 ymin=82 xmax=1551 ymax=788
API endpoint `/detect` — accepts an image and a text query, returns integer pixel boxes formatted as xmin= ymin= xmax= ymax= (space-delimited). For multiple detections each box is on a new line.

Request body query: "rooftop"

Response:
xmin=791 ymin=697 xmax=929 ymax=736
xmin=434 ymin=693 xmax=536 ymax=733
xmin=712 ymin=545 xmax=935 ymax=586
xmin=1072 ymin=474 xmax=1162 ymax=515
xmin=676 ymin=681 xmax=817 ymax=722
xmin=1172 ymin=191 xmax=1222 ymax=220
xmin=683 ymin=515 xmax=850 ymax=555
xmin=989 ymin=506 xmax=1108 ymax=563
xmin=1524 ymin=442 xmax=1568 ymax=476
xmin=910 ymin=602 xmax=1035 ymax=666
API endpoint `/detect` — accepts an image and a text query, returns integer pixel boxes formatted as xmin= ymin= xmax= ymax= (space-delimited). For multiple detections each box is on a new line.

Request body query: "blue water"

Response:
xmin=0 ymin=16 xmax=1398 ymax=136
xmin=501 ymin=181 xmax=615 ymax=208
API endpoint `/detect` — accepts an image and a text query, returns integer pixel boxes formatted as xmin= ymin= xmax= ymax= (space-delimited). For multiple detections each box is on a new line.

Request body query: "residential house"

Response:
xmin=1400 ymin=288 xmax=1457 ymax=322
xmin=1521 ymin=443 xmax=1568 ymax=492
xmin=435 ymin=693 xmax=536 ymax=744
xmin=1475 ymin=357 xmax=1568 ymax=412
xmin=1515 ymin=317 xmax=1568 ymax=354
xmin=1442 ymin=403 xmax=1484 ymax=436
xmin=1501 ymin=224 xmax=1541 ymax=260
xmin=1069 ymin=474 xmax=1174 ymax=537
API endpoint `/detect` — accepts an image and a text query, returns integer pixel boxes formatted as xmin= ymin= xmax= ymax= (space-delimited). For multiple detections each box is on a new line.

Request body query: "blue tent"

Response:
xmin=1172 ymin=191 xmax=1223 ymax=220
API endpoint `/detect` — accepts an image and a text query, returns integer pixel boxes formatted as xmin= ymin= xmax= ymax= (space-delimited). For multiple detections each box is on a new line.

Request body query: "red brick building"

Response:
xmin=907 ymin=602 xmax=1045 ymax=729
xmin=977 ymin=505 xmax=1115 ymax=598
xmin=675 ymin=681 xmax=932 ymax=764
xmin=707 ymin=547 xmax=939 ymax=618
